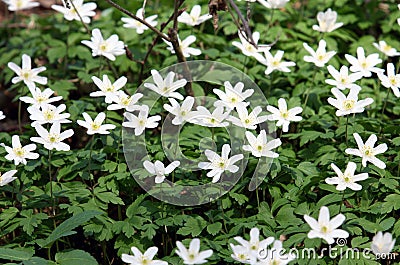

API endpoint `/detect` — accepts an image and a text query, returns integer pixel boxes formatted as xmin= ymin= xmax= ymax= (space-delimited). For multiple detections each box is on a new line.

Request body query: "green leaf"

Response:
xmin=177 ymin=216 xmax=207 ymax=237
xmin=0 ymin=248 xmax=33 ymax=261
xmin=381 ymin=194 xmax=400 ymax=213
xmin=19 ymin=210 xmax=48 ymax=236
xmin=36 ymin=211 xmax=101 ymax=248
xmin=55 ymin=250 xmax=98 ymax=265
xmin=207 ymin=222 xmax=222 ymax=236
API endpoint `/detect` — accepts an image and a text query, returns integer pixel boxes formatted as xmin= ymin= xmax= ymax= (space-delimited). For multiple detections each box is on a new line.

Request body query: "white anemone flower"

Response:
xmin=81 ymin=28 xmax=125 ymax=61
xmin=377 ymin=63 xmax=400 ymax=97
xmin=326 ymin=162 xmax=368 ymax=191
xmin=266 ymin=98 xmax=302 ymax=132
xmin=2 ymin=135 xmax=39 ymax=165
xmin=233 ymin=227 xmax=274 ymax=258
xmin=304 ymin=206 xmax=349 ymax=245
xmin=198 ymin=144 xmax=244 ymax=183
xmin=107 ymin=91 xmax=143 ymax=112
xmin=232 ymin=31 xmax=271 ymax=62
xmin=2 ymin=0 xmax=39 ymax=11
xmin=190 ymin=106 xmax=230 ymax=128
xmin=325 ymin=65 xmax=363 ymax=90
xmin=122 ymin=246 xmax=167 ymax=265
xmin=144 ymin=70 xmax=187 ymax=100
xmin=20 ymin=86 xmax=62 ymax=109
xmin=257 ymin=0 xmax=289 ymax=9
xmin=122 ymin=105 xmax=161 ymax=136
xmin=371 ymin=232 xmax=396 ymax=256
xmin=175 ymin=238 xmax=213 ymax=265
xmin=27 ymin=104 xmax=71 ymax=126
xmin=312 ymin=8 xmax=343 ymax=33
xmin=230 ymin=243 xmax=256 ymax=264
xmin=91 ymin=75 xmax=127 ymax=103
xmin=258 ymin=50 xmax=296 ymax=75
xmin=143 ymin=160 xmax=180 ymax=184
xmin=164 ymin=35 xmax=201 ymax=58
xmin=8 ymin=54 xmax=47 ymax=89
xmin=227 ymin=103 xmax=268 ymax=130
xmin=30 ymin=122 xmax=74 ymax=151
xmin=243 ymin=130 xmax=281 ymax=158
xmin=0 ymin=111 xmax=5 ymax=120
xmin=345 ymin=47 xmax=383 ymax=77
xmin=51 ymin=0 xmax=97 ymax=24
xmin=373 ymin=41 xmax=400 ymax=57
xmin=345 ymin=133 xmax=387 ymax=169
xmin=213 ymin=81 xmax=254 ymax=110
xmin=303 ymin=40 xmax=336 ymax=67
xmin=178 ymin=5 xmax=212 ymax=26
xmin=121 ymin=8 xmax=158 ymax=34
xmin=0 ymin=170 xmax=18 ymax=186
xmin=327 ymin=87 xmax=374 ymax=116
xmin=163 ymin=96 xmax=196 ymax=125
xmin=77 ymin=112 xmax=116 ymax=135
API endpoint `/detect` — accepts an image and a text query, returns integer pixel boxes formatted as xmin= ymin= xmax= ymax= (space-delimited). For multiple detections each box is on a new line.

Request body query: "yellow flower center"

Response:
xmin=245 ymin=44 xmax=256 ymax=53
xmin=321 ymin=226 xmax=329 ymax=233
xmin=257 ymin=145 xmax=263 ymax=151
xmin=43 ymin=110 xmax=55 ymax=121
xmin=22 ymin=70 xmax=30 ymax=80
xmin=230 ymin=97 xmax=237 ymax=103
xmin=244 ymin=118 xmax=250 ymax=124
xmin=272 ymin=59 xmax=280 ymax=67
xmin=105 ymin=86 xmax=114 ymax=92
xmin=48 ymin=134 xmax=59 ymax=143
xmin=14 ymin=147 xmax=25 ymax=157
xmin=99 ymin=42 xmax=108 ymax=52
xmin=343 ymin=100 xmax=355 ymax=111
xmin=180 ymin=111 xmax=186 ymax=116
xmin=361 ymin=61 xmax=368 ymax=69
xmin=383 ymin=44 xmax=392 ymax=52
xmin=389 ymin=77 xmax=397 ymax=86
xmin=272 ymin=260 xmax=280 ymax=265
xmin=139 ymin=120 xmax=145 ymax=126
xmin=340 ymin=77 xmax=347 ymax=84
xmin=36 ymin=96 xmax=46 ymax=103
xmin=317 ymin=54 xmax=324 ymax=61
xmin=16 ymin=0 xmax=23 ymax=8
xmin=238 ymin=253 xmax=246 ymax=260
xmin=141 ymin=258 xmax=149 ymax=265
xmin=343 ymin=174 xmax=351 ymax=183
xmin=281 ymin=111 xmax=289 ymax=119
xmin=91 ymin=123 xmax=101 ymax=131
xmin=250 ymin=245 xmax=257 ymax=250
xmin=188 ymin=253 xmax=196 ymax=260
xmin=121 ymin=97 xmax=131 ymax=106
xmin=363 ymin=146 xmax=373 ymax=156
xmin=210 ymin=118 xmax=216 ymax=124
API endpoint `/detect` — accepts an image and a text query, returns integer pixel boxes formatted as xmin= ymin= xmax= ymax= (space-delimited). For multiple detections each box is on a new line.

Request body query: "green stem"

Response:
xmin=256 ymin=188 xmax=260 ymax=208
xmin=345 ymin=115 xmax=349 ymax=148
xmin=303 ymin=69 xmax=318 ymax=109
xmin=18 ymin=85 xmax=22 ymax=133
xmin=49 ymin=149 xmax=55 ymax=216
xmin=339 ymin=190 xmax=345 ymax=213
xmin=88 ymin=136 xmax=94 ymax=179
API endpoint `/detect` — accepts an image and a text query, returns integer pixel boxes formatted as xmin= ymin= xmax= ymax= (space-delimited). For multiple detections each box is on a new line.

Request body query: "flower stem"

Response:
xmin=48 ymin=149 xmax=55 ymax=216
xmin=88 ymin=136 xmax=94 ymax=179
xmin=256 ymin=187 xmax=260 ymax=208
xmin=345 ymin=115 xmax=349 ymax=147
xmin=339 ymin=190 xmax=345 ymax=213
xmin=303 ymin=69 xmax=318 ymax=109
xmin=18 ymin=85 xmax=22 ymax=133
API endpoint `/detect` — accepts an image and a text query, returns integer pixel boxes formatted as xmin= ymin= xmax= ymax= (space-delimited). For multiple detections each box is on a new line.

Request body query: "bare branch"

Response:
xmin=226 ymin=0 xmax=257 ymax=47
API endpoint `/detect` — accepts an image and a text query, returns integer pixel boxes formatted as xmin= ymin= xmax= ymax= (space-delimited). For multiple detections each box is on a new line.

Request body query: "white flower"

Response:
xmin=377 ymin=63 xmax=400 ymax=97
xmin=2 ymin=0 xmax=39 ymax=11
xmin=31 ymin=122 xmax=74 ymax=151
xmin=312 ymin=8 xmax=343 ymax=33
xmin=121 ymin=246 xmax=167 ymax=265
xmin=345 ymin=133 xmax=387 ymax=169
xmin=257 ymin=240 xmax=296 ymax=265
xmin=121 ymin=8 xmax=158 ymax=34
xmin=164 ymin=35 xmax=201 ymax=58
xmin=91 ymin=75 xmax=127 ymax=103
xmin=178 ymin=5 xmax=211 ymax=26
xmin=257 ymin=0 xmax=289 ymax=9
xmin=325 ymin=65 xmax=363 ymax=90
xmin=2 ymin=135 xmax=39 ymax=165
xmin=303 ymin=40 xmax=336 ymax=67
xmin=20 ymin=86 xmax=62 ymax=109
xmin=163 ymin=96 xmax=196 ymax=125
xmin=232 ymin=31 xmax=270 ymax=62
xmin=266 ymin=98 xmax=302 ymax=132
xmin=122 ymin=105 xmax=161 ymax=136
xmin=8 ymin=54 xmax=47 ymax=89
xmin=258 ymin=50 xmax=296 ymax=75
xmin=176 ymin=238 xmax=213 ymax=265
xmin=326 ymin=162 xmax=368 ymax=191
xmin=144 ymin=70 xmax=186 ymax=100
xmin=81 ymin=28 xmax=125 ymax=61
xmin=371 ymin=232 xmax=396 ymax=256
xmin=227 ymin=103 xmax=268 ymax=130
xmin=108 ymin=91 xmax=143 ymax=112
xmin=143 ymin=160 xmax=180 ymax=184
xmin=77 ymin=112 xmax=116 ymax=135
xmin=234 ymin=227 xmax=274 ymax=258
xmin=198 ymin=144 xmax=244 ymax=183
xmin=230 ymin=243 xmax=256 ymax=264
xmin=190 ymin=106 xmax=230 ymax=128
xmin=243 ymin=130 xmax=281 ymax=158
xmin=0 ymin=111 xmax=5 ymax=120
xmin=345 ymin=47 xmax=383 ymax=77
xmin=213 ymin=81 xmax=254 ymax=110
xmin=373 ymin=41 xmax=400 ymax=57
xmin=51 ymin=0 xmax=96 ymax=24
xmin=27 ymin=104 xmax=71 ymax=126
xmin=304 ymin=206 xmax=349 ymax=245
xmin=0 ymin=170 xmax=18 ymax=186
xmin=327 ymin=87 xmax=373 ymax=117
